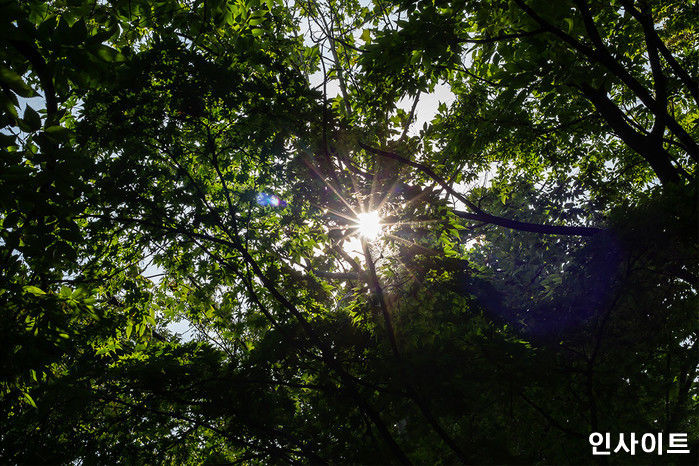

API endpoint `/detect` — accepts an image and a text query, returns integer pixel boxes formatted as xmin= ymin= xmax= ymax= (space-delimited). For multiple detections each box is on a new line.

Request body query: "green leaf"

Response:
xmin=24 ymin=285 xmax=46 ymax=296
xmin=0 ymin=93 xmax=19 ymax=119
xmin=23 ymin=105 xmax=41 ymax=131
xmin=410 ymin=50 xmax=422 ymax=65
xmin=360 ymin=29 xmax=371 ymax=43
xmin=44 ymin=125 xmax=71 ymax=141
xmin=564 ymin=17 xmax=574 ymax=34
xmin=0 ymin=66 xmax=37 ymax=97
xmin=23 ymin=392 xmax=37 ymax=408
xmin=94 ymin=45 xmax=124 ymax=62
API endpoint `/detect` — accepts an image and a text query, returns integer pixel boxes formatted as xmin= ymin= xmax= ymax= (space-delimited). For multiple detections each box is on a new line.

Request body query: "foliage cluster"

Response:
xmin=0 ymin=0 xmax=697 ymax=463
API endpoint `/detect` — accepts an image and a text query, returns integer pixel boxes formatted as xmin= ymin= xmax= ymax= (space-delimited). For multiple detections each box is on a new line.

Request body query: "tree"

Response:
xmin=0 ymin=0 xmax=696 ymax=463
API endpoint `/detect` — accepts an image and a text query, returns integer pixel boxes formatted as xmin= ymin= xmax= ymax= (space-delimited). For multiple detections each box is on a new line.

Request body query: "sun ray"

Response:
xmin=367 ymin=163 xmax=382 ymax=213
xmin=339 ymin=234 xmax=364 ymax=259
xmin=325 ymin=212 xmax=440 ymax=234
xmin=375 ymin=177 xmax=403 ymax=213
xmin=312 ymin=202 xmax=361 ymax=224
xmin=327 ymin=225 xmax=353 ymax=231
xmin=403 ymin=184 xmax=439 ymax=208
xmin=342 ymin=157 xmax=365 ymax=212
xmin=391 ymin=255 xmax=425 ymax=290
xmin=379 ymin=218 xmax=442 ymax=228
xmin=303 ymin=157 xmax=358 ymax=216
xmin=384 ymin=233 xmax=443 ymax=256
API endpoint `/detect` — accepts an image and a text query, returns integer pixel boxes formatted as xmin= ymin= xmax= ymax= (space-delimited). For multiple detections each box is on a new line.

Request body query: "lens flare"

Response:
xmin=256 ymin=192 xmax=286 ymax=208
xmin=356 ymin=211 xmax=382 ymax=240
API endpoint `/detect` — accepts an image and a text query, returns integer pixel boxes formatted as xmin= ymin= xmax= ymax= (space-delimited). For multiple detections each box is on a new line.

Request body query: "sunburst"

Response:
xmin=355 ymin=211 xmax=382 ymax=241
xmin=304 ymin=153 xmax=444 ymax=266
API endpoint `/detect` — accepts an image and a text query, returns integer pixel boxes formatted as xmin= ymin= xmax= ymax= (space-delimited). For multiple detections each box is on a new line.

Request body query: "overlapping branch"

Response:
xmin=359 ymin=142 xmax=605 ymax=237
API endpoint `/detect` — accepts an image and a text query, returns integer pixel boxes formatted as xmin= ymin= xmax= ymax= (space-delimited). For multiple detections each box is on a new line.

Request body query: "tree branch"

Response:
xmin=512 ymin=0 xmax=697 ymax=160
xmin=361 ymin=240 xmax=471 ymax=463
xmin=461 ymin=29 xmax=545 ymax=44
xmin=359 ymin=142 xmax=605 ymax=236
xmin=8 ymin=37 xmax=57 ymax=120
xmin=578 ymin=83 xmax=681 ymax=185
xmin=619 ymin=0 xmax=699 ymax=107
xmin=88 ymin=211 xmax=412 ymax=464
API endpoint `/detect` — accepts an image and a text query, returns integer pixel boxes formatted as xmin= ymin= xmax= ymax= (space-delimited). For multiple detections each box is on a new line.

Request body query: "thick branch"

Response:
xmin=579 ymin=83 xmax=681 ymax=185
xmin=620 ymin=0 xmax=699 ymax=107
xmin=633 ymin=2 xmax=668 ymax=141
xmin=8 ymin=38 xmax=57 ymax=120
xmin=512 ymin=0 xmax=698 ymax=160
xmin=359 ymin=143 xmax=605 ymax=236
xmin=453 ymin=210 xmax=602 ymax=236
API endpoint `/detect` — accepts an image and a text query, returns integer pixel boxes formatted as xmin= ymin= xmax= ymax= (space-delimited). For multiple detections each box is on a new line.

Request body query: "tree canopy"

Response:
xmin=0 ymin=0 xmax=697 ymax=463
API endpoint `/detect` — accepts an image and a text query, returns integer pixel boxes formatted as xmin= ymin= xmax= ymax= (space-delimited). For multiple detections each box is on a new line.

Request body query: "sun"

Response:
xmin=355 ymin=211 xmax=382 ymax=241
